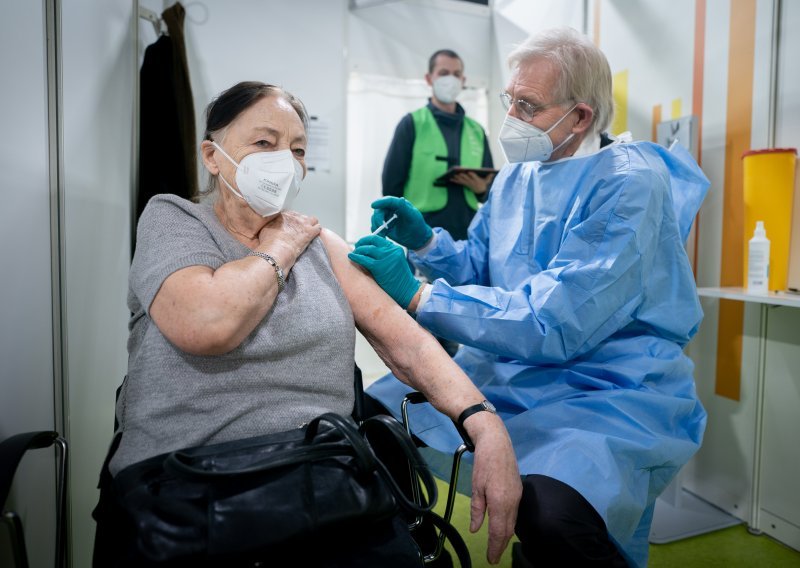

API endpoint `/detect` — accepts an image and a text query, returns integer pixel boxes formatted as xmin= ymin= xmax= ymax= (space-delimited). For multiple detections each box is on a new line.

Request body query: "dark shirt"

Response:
xmin=382 ymin=100 xmax=493 ymax=241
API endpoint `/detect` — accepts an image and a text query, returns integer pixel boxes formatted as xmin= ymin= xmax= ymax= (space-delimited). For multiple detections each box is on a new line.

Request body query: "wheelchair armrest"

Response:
xmin=400 ymin=391 xmax=474 ymax=564
xmin=401 ymin=391 xmax=476 ymax=453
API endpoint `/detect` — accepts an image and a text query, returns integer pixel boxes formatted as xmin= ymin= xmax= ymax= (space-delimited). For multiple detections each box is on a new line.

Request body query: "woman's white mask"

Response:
xmin=212 ymin=142 xmax=304 ymax=217
xmin=497 ymin=104 xmax=578 ymax=163
xmin=432 ymin=75 xmax=463 ymax=105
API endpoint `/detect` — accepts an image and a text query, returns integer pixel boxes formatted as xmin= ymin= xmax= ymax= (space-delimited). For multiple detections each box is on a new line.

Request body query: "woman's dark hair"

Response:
xmin=203 ymin=81 xmax=309 ymax=140
xmin=200 ymin=81 xmax=309 ymax=195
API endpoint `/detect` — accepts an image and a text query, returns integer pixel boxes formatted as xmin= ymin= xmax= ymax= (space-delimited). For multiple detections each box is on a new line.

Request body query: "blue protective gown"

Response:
xmin=368 ymin=140 xmax=709 ymax=567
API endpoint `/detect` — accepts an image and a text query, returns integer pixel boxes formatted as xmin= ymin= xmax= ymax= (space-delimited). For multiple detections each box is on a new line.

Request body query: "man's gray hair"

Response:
xmin=507 ymin=27 xmax=614 ymax=136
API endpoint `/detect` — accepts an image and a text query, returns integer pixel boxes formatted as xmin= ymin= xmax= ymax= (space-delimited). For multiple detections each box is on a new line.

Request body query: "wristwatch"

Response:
xmin=248 ymin=251 xmax=285 ymax=292
xmin=454 ymin=400 xmax=497 ymax=452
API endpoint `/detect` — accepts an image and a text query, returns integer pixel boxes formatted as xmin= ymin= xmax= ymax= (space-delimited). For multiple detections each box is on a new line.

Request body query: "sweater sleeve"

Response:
xmin=130 ymin=196 xmax=226 ymax=315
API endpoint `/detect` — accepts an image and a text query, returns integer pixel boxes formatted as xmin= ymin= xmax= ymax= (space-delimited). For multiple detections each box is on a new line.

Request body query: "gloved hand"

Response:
xmin=370 ymin=197 xmax=433 ymax=250
xmin=348 ymin=235 xmax=422 ymax=309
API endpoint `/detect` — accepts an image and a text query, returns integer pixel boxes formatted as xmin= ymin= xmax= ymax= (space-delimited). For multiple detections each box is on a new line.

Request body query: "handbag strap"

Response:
xmin=165 ymin=413 xmax=376 ymax=479
xmin=427 ymin=511 xmax=472 ymax=568
xmin=360 ymin=415 xmax=438 ymax=515
xmin=305 ymin=412 xmax=378 ymax=473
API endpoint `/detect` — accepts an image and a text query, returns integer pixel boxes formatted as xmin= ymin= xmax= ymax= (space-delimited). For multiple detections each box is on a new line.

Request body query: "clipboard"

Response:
xmin=433 ymin=167 xmax=498 ymax=187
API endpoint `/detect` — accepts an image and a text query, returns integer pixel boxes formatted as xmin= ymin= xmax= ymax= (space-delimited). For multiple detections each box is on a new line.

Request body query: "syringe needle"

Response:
xmin=371 ymin=213 xmax=398 ymax=236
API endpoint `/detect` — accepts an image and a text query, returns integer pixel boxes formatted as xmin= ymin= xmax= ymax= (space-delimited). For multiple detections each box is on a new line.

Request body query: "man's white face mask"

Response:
xmin=432 ymin=75 xmax=462 ymax=104
xmin=497 ymin=104 xmax=578 ymax=163
xmin=213 ymin=142 xmax=304 ymax=217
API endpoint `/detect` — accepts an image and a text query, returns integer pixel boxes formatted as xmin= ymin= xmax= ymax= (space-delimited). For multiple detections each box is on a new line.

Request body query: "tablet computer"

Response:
xmin=433 ymin=167 xmax=499 ymax=186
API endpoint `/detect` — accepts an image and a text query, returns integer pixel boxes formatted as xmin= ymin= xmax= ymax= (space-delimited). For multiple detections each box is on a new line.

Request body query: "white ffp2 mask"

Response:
xmin=497 ymin=104 xmax=578 ymax=163
xmin=213 ymin=142 xmax=304 ymax=217
xmin=432 ymin=75 xmax=462 ymax=104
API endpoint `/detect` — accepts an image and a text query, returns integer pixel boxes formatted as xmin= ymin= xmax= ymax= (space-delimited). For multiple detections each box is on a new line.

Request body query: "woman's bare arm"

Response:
xmin=149 ymin=211 xmax=320 ymax=355
xmin=320 ymin=228 xmax=522 ymax=565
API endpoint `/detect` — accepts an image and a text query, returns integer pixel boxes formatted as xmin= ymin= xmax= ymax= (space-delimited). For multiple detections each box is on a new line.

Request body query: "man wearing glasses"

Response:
xmin=381 ymin=49 xmax=495 ymax=242
xmin=353 ymin=27 xmax=709 ymax=567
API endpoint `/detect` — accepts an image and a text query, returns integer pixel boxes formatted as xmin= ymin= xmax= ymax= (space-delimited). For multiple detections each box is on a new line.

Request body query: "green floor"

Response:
xmin=432 ymin=479 xmax=800 ymax=567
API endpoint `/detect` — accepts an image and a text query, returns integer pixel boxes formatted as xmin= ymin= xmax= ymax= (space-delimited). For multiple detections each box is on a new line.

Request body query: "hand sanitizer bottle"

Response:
xmin=747 ymin=220 xmax=770 ymax=293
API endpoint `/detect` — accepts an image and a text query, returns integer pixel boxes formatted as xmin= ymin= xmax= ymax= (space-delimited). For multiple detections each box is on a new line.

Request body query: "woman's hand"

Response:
xmin=256 ymin=211 xmax=321 ymax=271
xmin=463 ymin=412 xmax=522 ymax=564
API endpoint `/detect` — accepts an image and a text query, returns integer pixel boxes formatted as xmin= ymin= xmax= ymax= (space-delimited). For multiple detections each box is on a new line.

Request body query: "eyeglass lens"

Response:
xmin=500 ymin=92 xmax=535 ymax=121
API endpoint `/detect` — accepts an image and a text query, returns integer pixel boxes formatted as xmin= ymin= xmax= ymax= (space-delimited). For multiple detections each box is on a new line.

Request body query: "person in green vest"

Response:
xmin=382 ymin=49 xmax=495 ymax=241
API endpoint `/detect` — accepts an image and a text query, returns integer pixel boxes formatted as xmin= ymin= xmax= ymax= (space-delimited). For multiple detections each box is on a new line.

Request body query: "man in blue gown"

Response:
xmin=350 ymin=27 xmax=709 ymax=567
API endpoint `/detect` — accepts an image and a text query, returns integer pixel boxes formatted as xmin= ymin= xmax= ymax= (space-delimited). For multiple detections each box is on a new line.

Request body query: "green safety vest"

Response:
xmin=403 ymin=107 xmax=485 ymax=212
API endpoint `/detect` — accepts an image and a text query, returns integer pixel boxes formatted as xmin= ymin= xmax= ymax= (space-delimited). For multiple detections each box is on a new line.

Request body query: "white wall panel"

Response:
xmin=0 ymin=3 xmax=58 ymax=567
xmin=60 ymin=0 xmax=135 ymax=564
xmin=775 ymin=0 xmax=800 ymax=148
xmin=600 ymin=0 xmax=696 ymax=140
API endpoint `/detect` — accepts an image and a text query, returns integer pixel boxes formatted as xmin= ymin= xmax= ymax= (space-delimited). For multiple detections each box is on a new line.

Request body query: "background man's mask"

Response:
xmin=432 ymin=75 xmax=462 ymax=105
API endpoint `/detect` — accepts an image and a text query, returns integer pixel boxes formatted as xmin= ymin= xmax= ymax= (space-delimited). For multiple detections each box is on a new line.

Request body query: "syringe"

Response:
xmin=371 ymin=213 xmax=398 ymax=236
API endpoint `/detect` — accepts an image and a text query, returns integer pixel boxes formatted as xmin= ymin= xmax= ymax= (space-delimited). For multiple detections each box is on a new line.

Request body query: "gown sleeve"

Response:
xmin=408 ymin=194 xmax=493 ymax=286
xmin=415 ymin=166 xmax=673 ymax=365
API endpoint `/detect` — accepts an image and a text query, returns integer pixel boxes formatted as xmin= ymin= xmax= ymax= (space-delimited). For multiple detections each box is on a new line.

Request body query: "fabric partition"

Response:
xmin=741 ymin=148 xmax=797 ymax=291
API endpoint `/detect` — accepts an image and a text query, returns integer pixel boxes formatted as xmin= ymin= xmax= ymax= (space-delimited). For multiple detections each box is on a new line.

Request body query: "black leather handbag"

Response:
xmin=111 ymin=412 xmax=469 ymax=566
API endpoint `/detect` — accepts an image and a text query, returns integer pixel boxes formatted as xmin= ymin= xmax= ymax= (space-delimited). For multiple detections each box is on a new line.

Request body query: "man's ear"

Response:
xmin=424 ymin=73 xmax=433 ymax=87
xmin=572 ymin=103 xmax=595 ymax=134
xmin=200 ymin=140 xmax=219 ymax=175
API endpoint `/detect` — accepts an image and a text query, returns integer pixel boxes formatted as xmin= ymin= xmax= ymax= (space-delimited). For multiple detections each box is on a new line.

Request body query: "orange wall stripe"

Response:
xmin=715 ymin=0 xmax=757 ymax=400
xmin=693 ymin=0 xmax=706 ymax=166
xmin=691 ymin=0 xmax=706 ymax=278
xmin=652 ymin=104 xmax=662 ymax=142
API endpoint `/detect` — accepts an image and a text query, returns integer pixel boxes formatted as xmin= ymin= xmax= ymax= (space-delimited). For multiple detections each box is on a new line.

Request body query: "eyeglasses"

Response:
xmin=499 ymin=92 xmax=571 ymax=122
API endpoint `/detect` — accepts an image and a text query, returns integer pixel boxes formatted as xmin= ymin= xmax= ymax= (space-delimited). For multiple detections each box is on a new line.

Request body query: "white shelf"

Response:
xmin=697 ymin=286 xmax=800 ymax=308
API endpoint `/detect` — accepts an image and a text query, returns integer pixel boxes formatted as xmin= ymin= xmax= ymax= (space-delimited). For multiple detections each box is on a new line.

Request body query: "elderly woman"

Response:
xmin=93 ymin=81 xmax=520 ymax=566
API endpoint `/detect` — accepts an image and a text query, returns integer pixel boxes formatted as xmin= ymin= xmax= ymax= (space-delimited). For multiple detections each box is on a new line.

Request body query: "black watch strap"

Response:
xmin=454 ymin=400 xmax=496 ymax=453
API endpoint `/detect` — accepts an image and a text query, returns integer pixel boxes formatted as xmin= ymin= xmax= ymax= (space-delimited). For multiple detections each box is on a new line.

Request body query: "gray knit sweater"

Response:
xmin=110 ymin=194 xmax=355 ymax=475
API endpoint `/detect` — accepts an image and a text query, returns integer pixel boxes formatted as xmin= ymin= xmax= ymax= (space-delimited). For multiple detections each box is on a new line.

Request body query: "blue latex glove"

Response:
xmin=348 ymin=235 xmax=422 ymax=309
xmin=370 ymin=197 xmax=433 ymax=250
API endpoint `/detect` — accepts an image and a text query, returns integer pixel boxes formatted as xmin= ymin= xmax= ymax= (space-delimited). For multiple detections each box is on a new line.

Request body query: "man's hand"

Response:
xmin=463 ymin=411 xmax=522 ymax=564
xmin=348 ymin=235 xmax=422 ymax=309
xmin=370 ymin=196 xmax=433 ymax=250
xmin=451 ymin=171 xmax=495 ymax=196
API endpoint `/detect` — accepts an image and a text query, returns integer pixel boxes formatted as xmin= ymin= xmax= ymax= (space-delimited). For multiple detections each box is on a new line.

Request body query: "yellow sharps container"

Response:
xmin=742 ymin=148 xmax=797 ymax=291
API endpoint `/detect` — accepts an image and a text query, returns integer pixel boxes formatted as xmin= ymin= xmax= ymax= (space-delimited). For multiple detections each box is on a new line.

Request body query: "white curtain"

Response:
xmin=345 ymin=72 xmax=489 ymax=242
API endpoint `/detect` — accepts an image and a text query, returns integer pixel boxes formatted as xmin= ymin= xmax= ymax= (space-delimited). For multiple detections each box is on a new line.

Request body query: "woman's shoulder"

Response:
xmin=141 ymin=193 xmax=208 ymax=215
xmin=139 ymin=194 xmax=215 ymax=227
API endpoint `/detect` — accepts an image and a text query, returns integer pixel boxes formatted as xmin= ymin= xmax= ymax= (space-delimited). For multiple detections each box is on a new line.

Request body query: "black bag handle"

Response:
xmin=304 ymin=412 xmax=378 ymax=473
xmin=427 ymin=511 xmax=472 ymax=568
xmin=165 ymin=413 xmax=375 ymax=479
xmin=360 ymin=417 xmax=472 ymax=568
